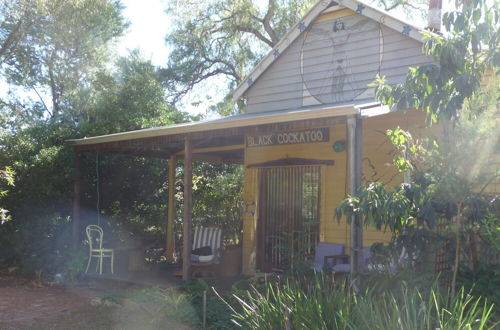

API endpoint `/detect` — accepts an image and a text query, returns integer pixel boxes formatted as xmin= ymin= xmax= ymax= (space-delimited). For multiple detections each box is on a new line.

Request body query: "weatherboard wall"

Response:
xmin=240 ymin=110 xmax=430 ymax=275
xmin=244 ymin=9 xmax=432 ymax=114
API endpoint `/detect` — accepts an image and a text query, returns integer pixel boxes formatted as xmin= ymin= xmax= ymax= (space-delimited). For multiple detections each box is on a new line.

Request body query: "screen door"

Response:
xmin=257 ymin=165 xmax=321 ymax=271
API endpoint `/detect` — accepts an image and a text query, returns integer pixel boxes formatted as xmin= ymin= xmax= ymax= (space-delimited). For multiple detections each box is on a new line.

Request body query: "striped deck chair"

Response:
xmin=191 ymin=226 xmax=223 ymax=265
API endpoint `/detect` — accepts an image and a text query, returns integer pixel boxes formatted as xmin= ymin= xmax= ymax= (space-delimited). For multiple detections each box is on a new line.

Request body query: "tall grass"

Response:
xmin=226 ymin=273 xmax=497 ymax=329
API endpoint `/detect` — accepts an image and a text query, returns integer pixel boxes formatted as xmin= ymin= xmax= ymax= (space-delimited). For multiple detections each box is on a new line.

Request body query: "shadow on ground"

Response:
xmin=0 ymin=273 xmax=198 ymax=330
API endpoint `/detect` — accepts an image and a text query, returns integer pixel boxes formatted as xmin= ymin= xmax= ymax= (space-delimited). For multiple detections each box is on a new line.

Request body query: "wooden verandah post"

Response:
xmin=182 ymin=136 xmax=193 ymax=282
xmin=347 ymin=115 xmax=363 ymax=274
xmin=72 ymin=151 xmax=82 ymax=250
xmin=166 ymin=155 xmax=176 ymax=262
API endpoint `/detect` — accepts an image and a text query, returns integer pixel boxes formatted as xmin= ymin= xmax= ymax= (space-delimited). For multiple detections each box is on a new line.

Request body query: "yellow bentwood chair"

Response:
xmin=85 ymin=225 xmax=114 ymax=274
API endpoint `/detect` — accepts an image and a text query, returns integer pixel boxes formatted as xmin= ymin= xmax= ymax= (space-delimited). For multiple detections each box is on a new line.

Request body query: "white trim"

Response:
xmin=322 ymin=4 xmax=345 ymax=14
xmin=358 ymin=103 xmax=391 ymax=117
xmin=233 ymin=0 xmax=435 ymax=101
xmin=337 ymin=0 xmax=426 ymax=42
xmin=68 ymin=104 xmax=357 ymax=146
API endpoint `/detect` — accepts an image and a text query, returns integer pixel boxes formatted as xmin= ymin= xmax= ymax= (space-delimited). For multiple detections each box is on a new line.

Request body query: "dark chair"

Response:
xmin=331 ymin=246 xmax=371 ymax=273
xmin=312 ymin=242 xmax=347 ymax=272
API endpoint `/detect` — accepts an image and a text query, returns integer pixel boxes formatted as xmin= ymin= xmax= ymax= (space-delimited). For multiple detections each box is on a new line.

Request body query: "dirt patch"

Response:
xmin=0 ymin=284 xmax=91 ymax=328
xmin=0 ymin=276 xmax=196 ymax=330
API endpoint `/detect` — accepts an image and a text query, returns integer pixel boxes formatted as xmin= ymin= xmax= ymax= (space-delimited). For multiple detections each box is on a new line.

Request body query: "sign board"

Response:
xmin=247 ymin=128 xmax=329 ymax=147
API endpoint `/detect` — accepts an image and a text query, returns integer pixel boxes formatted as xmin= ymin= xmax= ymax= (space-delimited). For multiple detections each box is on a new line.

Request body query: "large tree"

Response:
xmin=0 ymin=53 xmax=190 ymax=271
xmin=0 ymin=0 xmax=126 ymax=124
xmin=0 ymin=0 xmax=127 ymax=250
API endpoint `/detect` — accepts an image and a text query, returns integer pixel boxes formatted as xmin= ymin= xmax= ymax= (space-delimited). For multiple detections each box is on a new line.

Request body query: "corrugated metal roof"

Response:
xmin=68 ymin=103 xmax=359 ymax=146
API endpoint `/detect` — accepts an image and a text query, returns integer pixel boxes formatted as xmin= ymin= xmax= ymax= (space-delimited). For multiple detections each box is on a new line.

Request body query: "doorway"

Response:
xmin=257 ymin=165 xmax=321 ymax=271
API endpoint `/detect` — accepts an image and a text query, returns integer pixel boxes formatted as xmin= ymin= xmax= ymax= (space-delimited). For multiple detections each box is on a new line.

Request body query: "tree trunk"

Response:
xmin=468 ymin=229 xmax=479 ymax=271
xmin=450 ymin=201 xmax=463 ymax=297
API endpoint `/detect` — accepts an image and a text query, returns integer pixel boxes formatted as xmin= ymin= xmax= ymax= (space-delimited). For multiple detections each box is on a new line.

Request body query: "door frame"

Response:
xmin=255 ymin=164 xmax=323 ymax=272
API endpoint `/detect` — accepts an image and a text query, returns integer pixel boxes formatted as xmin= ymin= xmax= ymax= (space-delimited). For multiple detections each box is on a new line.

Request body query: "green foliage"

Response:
xmin=0 ymin=166 xmax=14 ymax=195
xmin=352 ymin=1 xmax=500 ymax=293
xmin=336 ymin=181 xmax=437 ymax=264
xmin=480 ymin=212 xmax=500 ymax=253
xmin=357 ymin=267 xmax=439 ymax=296
xmin=66 ymin=249 xmax=87 ymax=274
xmin=100 ymin=285 xmax=201 ymax=327
xmin=80 ymin=52 xmax=189 ymax=134
xmin=192 ymin=163 xmax=243 ymax=245
xmin=0 ymin=54 xmax=191 ymax=273
xmin=0 ymin=1 xmax=129 ymax=274
xmin=0 ymin=166 xmax=14 ymax=223
xmin=1 ymin=213 xmax=73 ymax=272
xmin=375 ymin=0 xmax=500 ymax=123
xmin=179 ymin=279 xmax=235 ymax=329
xmin=64 ymin=249 xmax=87 ymax=283
xmin=350 ymin=285 xmax=496 ymax=330
xmin=95 ymin=280 xmax=236 ymax=329
xmin=337 ymin=76 xmax=499 ymax=289
xmin=458 ymin=263 xmax=500 ymax=313
xmin=227 ymin=273 xmax=497 ymax=329
xmin=1 ymin=0 xmax=127 ymax=120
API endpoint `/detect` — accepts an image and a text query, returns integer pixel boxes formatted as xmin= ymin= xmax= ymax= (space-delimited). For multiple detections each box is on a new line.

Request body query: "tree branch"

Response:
xmin=261 ymin=0 xmax=279 ymax=45
xmin=30 ymin=85 xmax=52 ymax=117
xmin=47 ymin=50 xmax=61 ymax=118
xmin=0 ymin=20 xmax=24 ymax=63
xmin=168 ymin=54 xmax=240 ymax=104
xmin=234 ymin=25 xmax=274 ymax=47
xmin=0 ymin=7 xmax=35 ymax=65
xmin=206 ymin=58 xmax=240 ymax=82
xmin=379 ymin=0 xmax=422 ymax=12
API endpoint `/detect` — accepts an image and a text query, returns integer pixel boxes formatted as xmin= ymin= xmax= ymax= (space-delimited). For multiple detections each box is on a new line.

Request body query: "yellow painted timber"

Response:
xmin=315 ymin=8 xmax=356 ymax=23
xmin=240 ymin=110 xmax=433 ymax=275
xmin=242 ymin=163 xmax=258 ymax=276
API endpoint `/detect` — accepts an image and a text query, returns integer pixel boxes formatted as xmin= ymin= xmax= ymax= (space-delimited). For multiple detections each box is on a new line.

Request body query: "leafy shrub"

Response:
xmin=226 ymin=272 xmax=497 ymax=329
xmin=64 ymin=249 xmax=88 ymax=284
xmin=480 ymin=213 xmax=500 ymax=254
xmin=180 ymin=279 xmax=235 ymax=329
xmin=0 ymin=214 xmax=73 ymax=274
xmin=357 ymin=267 xmax=439 ymax=297
xmin=458 ymin=263 xmax=500 ymax=316
xmin=0 ymin=166 xmax=14 ymax=224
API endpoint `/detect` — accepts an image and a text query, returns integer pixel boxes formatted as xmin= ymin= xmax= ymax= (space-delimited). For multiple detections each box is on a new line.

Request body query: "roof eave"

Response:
xmin=67 ymin=104 xmax=358 ymax=147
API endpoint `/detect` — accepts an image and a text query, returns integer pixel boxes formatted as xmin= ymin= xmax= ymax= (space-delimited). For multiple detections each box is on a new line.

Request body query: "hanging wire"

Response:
xmin=96 ymin=152 xmax=101 ymax=226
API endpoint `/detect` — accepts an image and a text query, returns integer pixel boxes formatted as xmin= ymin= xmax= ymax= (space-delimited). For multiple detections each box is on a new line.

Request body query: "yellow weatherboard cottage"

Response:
xmin=68 ymin=0 xmax=497 ymax=280
xmin=232 ymin=0 xmax=434 ymax=275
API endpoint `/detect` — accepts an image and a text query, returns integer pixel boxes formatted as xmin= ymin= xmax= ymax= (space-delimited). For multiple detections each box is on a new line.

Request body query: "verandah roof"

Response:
xmin=66 ymin=103 xmax=391 ymax=162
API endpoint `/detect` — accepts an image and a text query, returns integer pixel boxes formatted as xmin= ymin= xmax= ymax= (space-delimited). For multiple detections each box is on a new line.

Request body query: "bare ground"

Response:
xmin=0 ymin=276 xmax=196 ymax=330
